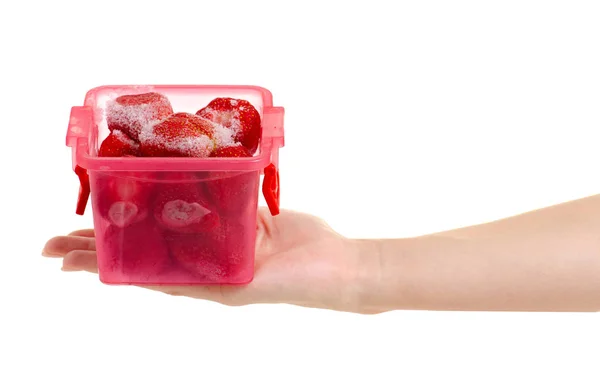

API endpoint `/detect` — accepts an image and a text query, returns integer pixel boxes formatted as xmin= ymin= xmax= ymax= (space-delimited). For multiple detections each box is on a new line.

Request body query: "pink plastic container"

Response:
xmin=66 ymin=85 xmax=284 ymax=285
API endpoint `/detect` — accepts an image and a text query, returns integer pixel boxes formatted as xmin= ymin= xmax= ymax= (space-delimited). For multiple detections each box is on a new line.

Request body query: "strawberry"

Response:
xmin=100 ymin=218 xmax=171 ymax=282
xmin=98 ymin=130 xmax=141 ymax=157
xmin=196 ymin=97 xmax=261 ymax=154
xmin=106 ymin=92 xmax=173 ymax=141
xmin=139 ymin=112 xmax=216 ymax=158
xmin=93 ymin=171 xmax=157 ymax=228
xmin=165 ymin=233 xmax=227 ymax=282
xmin=210 ymin=144 xmax=252 ymax=158
xmin=208 ymin=216 xmax=253 ymax=273
xmin=204 ymin=171 xmax=260 ymax=216
xmin=203 ymin=145 xmax=259 ymax=216
xmin=166 ymin=217 xmax=252 ymax=282
xmin=153 ymin=174 xmax=220 ymax=233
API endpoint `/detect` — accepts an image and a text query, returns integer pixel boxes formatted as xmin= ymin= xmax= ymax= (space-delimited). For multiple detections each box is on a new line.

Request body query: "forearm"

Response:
xmin=355 ymin=195 xmax=600 ymax=313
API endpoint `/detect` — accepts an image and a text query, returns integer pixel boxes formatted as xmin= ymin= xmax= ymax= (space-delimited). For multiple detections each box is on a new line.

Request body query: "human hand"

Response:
xmin=43 ymin=208 xmax=374 ymax=313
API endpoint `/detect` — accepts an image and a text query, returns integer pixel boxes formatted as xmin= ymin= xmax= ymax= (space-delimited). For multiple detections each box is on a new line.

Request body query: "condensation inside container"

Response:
xmin=84 ymin=86 xmax=265 ymax=155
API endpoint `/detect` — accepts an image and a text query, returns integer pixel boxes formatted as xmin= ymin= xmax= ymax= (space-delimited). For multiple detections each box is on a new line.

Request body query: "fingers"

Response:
xmin=43 ymin=235 xmax=96 ymax=257
xmin=62 ymin=250 xmax=98 ymax=273
xmin=68 ymin=229 xmax=95 ymax=237
xmin=43 ymin=221 xmax=274 ymax=309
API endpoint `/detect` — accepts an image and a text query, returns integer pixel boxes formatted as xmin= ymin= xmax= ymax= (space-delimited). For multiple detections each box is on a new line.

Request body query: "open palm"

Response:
xmin=43 ymin=208 xmax=364 ymax=312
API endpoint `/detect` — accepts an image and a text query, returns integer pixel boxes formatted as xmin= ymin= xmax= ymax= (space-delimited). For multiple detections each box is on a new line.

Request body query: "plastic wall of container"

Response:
xmin=65 ymin=85 xmax=284 ymax=285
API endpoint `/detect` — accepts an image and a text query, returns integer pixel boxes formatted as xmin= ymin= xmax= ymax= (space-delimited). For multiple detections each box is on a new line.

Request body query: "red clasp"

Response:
xmin=74 ymin=165 xmax=90 ymax=215
xmin=262 ymin=163 xmax=280 ymax=216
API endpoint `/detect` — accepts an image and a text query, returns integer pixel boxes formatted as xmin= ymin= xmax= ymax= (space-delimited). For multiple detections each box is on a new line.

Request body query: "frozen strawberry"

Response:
xmin=210 ymin=144 xmax=252 ymax=158
xmin=94 ymin=172 xmax=156 ymax=228
xmin=101 ymin=219 xmax=171 ymax=281
xmin=139 ymin=112 xmax=216 ymax=158
xmin=204 ymin=144 xmax=258 ymax=215
xmin=166 ymin=217 xmax=252 ymax=282
xmin=153 ymin=176 xmax=220 ymax=233
xmin=165 ymin=233 xmax=227 ymax=282
xmin=204 ymin=161 xmax=259 ymax=217
xmin=98 ymin=130 xmax=141 ymax=157
xmin=106 ymin=92 xmax=173 ymax=141
xmin=196 ymin=97 xmax=261 ymax=154
xmin=208 ymin=216 xmax=252 ymax=271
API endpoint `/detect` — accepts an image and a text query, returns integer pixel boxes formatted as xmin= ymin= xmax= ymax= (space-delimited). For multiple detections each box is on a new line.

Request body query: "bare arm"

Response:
xmin=43 ymin=196 xmax=600 ymax=314
xmin=355 ymin=195 xmax=600 ymax=313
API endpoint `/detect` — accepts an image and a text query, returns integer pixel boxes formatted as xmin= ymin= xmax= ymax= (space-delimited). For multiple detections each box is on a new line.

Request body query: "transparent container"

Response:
xmin=66 ymin=85 xmax=284 ymax=285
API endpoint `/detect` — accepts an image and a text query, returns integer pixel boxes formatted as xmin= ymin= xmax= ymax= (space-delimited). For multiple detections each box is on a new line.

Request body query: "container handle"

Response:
xmin=74 ymin=165 xmax=90 ymax=216
xmin=262 ymin=163 xmax=280 ymax=216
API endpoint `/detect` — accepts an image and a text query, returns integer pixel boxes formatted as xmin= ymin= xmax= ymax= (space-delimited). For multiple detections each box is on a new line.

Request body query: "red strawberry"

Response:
xmin=210 ymin=144 xmax=252 ymax=158
xmin=205 ymin=171 xmax=260 ymax=216
xmin=106 ymin=92 xmax=173 ymax=141
xmin=204 ymin=144 xmax=258 ymax=216
xmin=153 ymin=175 xmax=220 ymax=233
xmin=100 ymin=218 xmax=171 ymax=282
xmin=165 ymin=233 xmax=227 ymax=282
xmin=204 ymin=146 xmax=259 ymax=216
xmin=94 ymin=172 xmax=156 ymax=228
xmin=139 ymin=112 xmax=216 ymax=158
xmin=208 ymin=216 xmax=253 ymax=272
xmin=166 ymin=216 xmax=254 ymax=282
xmin=98 ymin=130 xmax=141 ymax=157
xmin=196 ymin=97 xmax=261 ymax=154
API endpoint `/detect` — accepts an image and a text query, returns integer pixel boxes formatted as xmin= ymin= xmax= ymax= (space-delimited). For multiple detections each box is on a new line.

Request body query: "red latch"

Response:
xmin=74 ymin=165 xmax=90 ymax=216
xmin=262 ymin=163 xmax=280 ymax=216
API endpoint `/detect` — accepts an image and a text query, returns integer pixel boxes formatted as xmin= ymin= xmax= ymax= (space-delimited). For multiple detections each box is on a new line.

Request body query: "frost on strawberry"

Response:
xmin=139 ymin=112 xmax=216 ymax=157
xmin=153 ymin=174 xmax=220 ymax=233
xmin=94 ymin=172 xmax=156 ymax=228
xmin=106 ymin=92 xmax=173 ymax=141
xmin=196 ymin=97 xmax=261 ymax=154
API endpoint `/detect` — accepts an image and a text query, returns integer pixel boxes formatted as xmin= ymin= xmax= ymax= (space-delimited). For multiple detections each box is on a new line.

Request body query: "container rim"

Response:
xmin=84 ymin=84 xmax=275 ymax=108
xmin=67 ymin=84 xmax=284 ymax=172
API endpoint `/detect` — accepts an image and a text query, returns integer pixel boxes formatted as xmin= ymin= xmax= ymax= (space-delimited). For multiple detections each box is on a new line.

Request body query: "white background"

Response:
xmin=1 ymin=0 xmax=600 ymax=382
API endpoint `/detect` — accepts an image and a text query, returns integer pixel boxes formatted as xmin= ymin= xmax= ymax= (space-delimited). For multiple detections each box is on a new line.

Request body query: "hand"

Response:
xmin=43 ymin=208 xmax=371 ymax=313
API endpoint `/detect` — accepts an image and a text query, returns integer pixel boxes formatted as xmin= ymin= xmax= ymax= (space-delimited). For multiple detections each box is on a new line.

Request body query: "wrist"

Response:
xmin=347 ymin=238 xmax=390 ymax=314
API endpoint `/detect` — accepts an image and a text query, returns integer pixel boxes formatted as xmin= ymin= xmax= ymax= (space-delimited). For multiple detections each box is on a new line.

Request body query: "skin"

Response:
xmin=43 ymin=196 xmax=600 ymax=314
